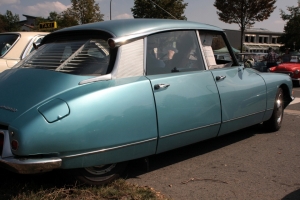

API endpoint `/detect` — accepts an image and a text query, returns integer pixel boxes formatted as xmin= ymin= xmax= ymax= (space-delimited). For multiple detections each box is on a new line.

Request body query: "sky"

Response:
xmin=0 ymin=0 xmax=299 ymax=32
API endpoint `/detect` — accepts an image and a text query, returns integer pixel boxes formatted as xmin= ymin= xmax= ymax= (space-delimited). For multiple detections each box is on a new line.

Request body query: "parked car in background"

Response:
xmin=289 ymin=55 xmax=299 ymax=63
xmin=269 ymin=62 xmax=300 ymax=86
xmin=0 ymin=32 xmax=48 ymax=73
xmin=237 ymin=53 xmax=267 ymax=71
xmin=0 ymin=19 xmax=294 ymax=185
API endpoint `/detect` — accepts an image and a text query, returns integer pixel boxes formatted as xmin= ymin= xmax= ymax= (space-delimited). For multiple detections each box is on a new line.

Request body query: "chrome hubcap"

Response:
xmin=276 ymin=94 xmax=283 ymax=124
xmin=85 ymin=164 xmax=116 ymax=175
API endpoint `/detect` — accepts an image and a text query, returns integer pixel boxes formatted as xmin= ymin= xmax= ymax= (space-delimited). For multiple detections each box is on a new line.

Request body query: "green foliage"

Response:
xmin=0 ymin=10 xmax=20 ymax=32
xmin=214 ymin=0 xmax=276 ymax=52
xmin=131 ymin=0 xmax=188 ymax=20
xmin=70 ymin=0 xmax=104 ymax=24
xmin=278 ymin=6 xmax=300 ymax=51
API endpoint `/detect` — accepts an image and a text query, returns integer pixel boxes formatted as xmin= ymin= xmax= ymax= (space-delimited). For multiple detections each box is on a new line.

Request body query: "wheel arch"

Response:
xmin=279 ymin=83 xmax=293 ymax=108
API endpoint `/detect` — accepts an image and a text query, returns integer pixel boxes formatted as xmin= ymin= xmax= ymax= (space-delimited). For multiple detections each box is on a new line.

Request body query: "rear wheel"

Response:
xmin=263 ymin=88 xmax=284 ymax=132
xmin=72 ymin=162 xmax=128 ymax=185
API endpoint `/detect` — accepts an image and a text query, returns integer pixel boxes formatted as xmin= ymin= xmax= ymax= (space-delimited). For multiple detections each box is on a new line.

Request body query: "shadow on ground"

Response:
xmin=282 ymin=189 xmax=300 ymax=200
xmin=125 ymin=124 xmax=267 ymax=179
xmin=0 ymin=124 xmax=270 ymax=199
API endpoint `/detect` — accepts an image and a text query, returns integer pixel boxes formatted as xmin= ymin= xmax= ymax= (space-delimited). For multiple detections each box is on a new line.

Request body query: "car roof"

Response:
xmin=52 ymin=19 xmax=223 ymax=38
xmin=0 ymin=32 xmax=49 ymax=36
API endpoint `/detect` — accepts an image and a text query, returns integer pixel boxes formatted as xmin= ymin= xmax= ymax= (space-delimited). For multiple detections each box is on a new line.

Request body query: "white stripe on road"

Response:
xmin=285 ymin=109 xmax=300 ymax=115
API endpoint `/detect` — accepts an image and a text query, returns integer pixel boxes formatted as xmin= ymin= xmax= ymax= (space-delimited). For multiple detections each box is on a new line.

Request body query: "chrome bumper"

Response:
xmin=0 ymin=129 xmax=62 ymax=174
xmin=0 ymin=156 xmax=62 ymax=174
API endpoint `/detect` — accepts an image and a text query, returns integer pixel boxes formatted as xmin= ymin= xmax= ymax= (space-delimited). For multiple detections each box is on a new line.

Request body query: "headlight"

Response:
xmin=295 ymin=69 xmax=299 ymax=74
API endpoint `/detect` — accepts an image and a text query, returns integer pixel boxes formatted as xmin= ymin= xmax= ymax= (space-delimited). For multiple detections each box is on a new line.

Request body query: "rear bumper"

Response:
xmin=0 ymin=129 xmax=61 ymax=174
xmin=0 ymin=156 xmax=62 ymax=174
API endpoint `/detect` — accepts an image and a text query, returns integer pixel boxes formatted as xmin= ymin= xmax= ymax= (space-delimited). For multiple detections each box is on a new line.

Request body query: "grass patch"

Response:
xmin=0 ymin=170 xmax=170 ymax=200
xmin=11 ymin=179 xmax=168 ymax=200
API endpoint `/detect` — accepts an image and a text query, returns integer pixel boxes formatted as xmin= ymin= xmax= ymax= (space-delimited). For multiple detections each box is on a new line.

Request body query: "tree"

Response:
xmin=59 ymin=9 xmax=79 ymax=28
xmin=0 ymin=10 xmax=20 ymax=32
xmin=131 ymin=0 xmax=188 ymax=20
xmin=214 ymin=0 xmax=276 ymax=52
xmin=0 ymin=14 xmax=6 ymax=32
xmin=278 ymin=6 xmax=300 ymax=52
xmin=46 ymin=11 xmax=78 ymax=30
xmin=69 ymin=0 xmax=104 ymax=24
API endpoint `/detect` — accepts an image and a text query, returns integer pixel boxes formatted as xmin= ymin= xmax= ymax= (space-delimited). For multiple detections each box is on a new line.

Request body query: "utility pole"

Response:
xmin=110 ymin=0 xmax=112 ymax=20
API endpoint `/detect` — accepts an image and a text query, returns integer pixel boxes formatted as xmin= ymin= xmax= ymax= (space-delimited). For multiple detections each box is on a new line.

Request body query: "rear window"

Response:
xmin=16 ymin=38 xmax=110 ymax=76
xmin=0 ymin=34 xmax=19 ymax=57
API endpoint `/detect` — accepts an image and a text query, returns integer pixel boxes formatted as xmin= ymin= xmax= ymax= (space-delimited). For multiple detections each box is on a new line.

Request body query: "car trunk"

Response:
xmin=0 ymin=68 xmax=93 ymax=125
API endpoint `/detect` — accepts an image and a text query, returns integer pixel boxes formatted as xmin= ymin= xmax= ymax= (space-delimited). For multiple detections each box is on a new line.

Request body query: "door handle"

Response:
xmin=154 ymin=84 xmax=170 ymax=90
xmin=215 ymin=76 xmax=226 ymax=81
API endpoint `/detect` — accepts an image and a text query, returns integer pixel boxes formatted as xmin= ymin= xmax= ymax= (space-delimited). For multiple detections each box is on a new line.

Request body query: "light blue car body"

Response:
xmin=0 ymin=19 xmax=293 ymax=174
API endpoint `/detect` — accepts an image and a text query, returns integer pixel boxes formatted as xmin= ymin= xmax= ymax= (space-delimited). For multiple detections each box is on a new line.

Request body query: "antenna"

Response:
xmin=148 ymin=0 xmax=178 ymax=19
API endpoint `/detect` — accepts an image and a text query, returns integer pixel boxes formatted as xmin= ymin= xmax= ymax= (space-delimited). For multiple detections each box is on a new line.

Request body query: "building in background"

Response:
xmin=19 ymin=14 xmax=37 ymax=31
xmin=225 ymin=28 xmax=283 ymax=53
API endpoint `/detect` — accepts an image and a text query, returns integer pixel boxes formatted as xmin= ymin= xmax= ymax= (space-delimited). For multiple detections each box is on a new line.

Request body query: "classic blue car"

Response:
xmin=0 ymin=19 xmax=294 ymax=185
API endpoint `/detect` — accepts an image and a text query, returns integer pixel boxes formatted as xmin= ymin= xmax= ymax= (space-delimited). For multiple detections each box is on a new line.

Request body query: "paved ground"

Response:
xmin=126 ymin=86 xmax=300 ymax=200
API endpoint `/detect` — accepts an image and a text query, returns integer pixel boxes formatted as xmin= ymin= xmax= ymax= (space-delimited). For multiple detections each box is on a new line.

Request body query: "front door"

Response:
xmin=211 ymin=67 xmax=266 ymax=136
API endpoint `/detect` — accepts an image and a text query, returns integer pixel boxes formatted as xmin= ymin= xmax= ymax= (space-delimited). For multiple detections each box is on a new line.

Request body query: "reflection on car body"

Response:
xmin=0 ymin=19 xmax=294 ymax=185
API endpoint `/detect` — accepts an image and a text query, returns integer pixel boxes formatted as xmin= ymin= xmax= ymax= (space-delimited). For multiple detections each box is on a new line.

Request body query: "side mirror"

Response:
xmin=33 ymin=42 xmax=40 ymax=50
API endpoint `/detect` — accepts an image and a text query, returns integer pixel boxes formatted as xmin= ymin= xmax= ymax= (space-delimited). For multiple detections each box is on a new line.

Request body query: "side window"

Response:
xmin=146 ymin=31 xmax=205 ymax=75
xmin=199 ymin=31 xmax=234 ymax=69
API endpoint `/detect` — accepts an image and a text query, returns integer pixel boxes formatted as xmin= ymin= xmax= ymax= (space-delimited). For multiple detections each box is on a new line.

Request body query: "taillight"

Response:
xmin=11 ymin=140 xmax=18 ymax=151
xmin=0 ymin=133 xmax=4 ymax=156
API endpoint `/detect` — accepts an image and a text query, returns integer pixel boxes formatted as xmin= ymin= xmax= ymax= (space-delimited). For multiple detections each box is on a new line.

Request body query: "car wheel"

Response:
xmin=263 ymin=88 xmax=284 ymax=132
xmin=72 ymin=162 xmax=128 ymax=185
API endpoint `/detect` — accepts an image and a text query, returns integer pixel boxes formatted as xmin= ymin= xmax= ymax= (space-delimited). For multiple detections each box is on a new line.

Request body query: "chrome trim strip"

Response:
xmin=110 ymin=27 xmax=221 ymax=48
xmin=79 ymin=74 xmax=112 ymax=85
xmin=160 ymin=122 xmax=221 ymax=139
xmin=143 ymin=37 xmax=147 ymax=76
xmin=222 ymin=110 xmax=266 ymax=123
xmin=61 ymin=137 xmax=157 ymax=159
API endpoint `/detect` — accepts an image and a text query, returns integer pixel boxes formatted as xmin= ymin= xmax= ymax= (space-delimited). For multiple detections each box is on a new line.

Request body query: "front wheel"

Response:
xmin=71 ymin=162 xmax=128 ymax=185
xmin=263 ymin=88 xmax=284 ymax=132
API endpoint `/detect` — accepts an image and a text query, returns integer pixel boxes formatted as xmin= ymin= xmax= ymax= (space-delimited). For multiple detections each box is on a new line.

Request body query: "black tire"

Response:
xmin=263 ymin=88 xmax=284 ymax=132
xmin=71 ymin=162 xmax=128 ymax=185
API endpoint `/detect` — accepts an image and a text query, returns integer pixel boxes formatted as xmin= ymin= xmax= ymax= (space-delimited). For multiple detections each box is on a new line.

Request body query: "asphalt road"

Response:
xmin=126 ymin=85 xmax=300 ymax=200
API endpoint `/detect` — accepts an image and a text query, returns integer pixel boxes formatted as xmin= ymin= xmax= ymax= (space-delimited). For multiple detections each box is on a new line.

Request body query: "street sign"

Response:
xmin=39 ymin=22 xmax=57 ymax=30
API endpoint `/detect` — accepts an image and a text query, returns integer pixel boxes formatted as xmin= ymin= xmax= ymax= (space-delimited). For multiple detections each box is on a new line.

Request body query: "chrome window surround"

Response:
xmin=80 ymin=28 xmax=224 ymax=85
xmin=21 ymin=35 xmax=46 ymax=59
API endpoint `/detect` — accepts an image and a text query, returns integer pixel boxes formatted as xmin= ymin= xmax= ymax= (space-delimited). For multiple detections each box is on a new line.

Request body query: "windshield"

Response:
xmin=16 ymin=39 xmax=110 ymax=76
xmin=0 ymin=34 xmax=19 ymax=57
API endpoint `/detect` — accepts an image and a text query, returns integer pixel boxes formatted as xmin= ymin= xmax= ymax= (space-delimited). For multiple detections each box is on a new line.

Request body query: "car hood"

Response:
xmin=0 ymin=68 xmax=91 ymax=125
xmin=276 ymin=63 xmax=300 ymax=71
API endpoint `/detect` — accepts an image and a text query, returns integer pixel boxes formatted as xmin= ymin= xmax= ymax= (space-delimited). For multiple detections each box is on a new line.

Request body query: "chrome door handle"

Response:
xmin=215 ymin=76 xmax=226 ymax=81
xmin=154 ymin=84 xmax=170 ymax=90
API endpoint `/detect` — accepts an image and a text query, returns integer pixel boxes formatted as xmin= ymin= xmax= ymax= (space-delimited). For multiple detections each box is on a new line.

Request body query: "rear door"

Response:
xmin=145 ymin=30 xmax=221 ymax=153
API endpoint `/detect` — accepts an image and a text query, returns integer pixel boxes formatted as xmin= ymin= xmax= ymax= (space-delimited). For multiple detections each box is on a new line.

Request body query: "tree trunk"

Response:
xmin=240 ymin=26 xmax=245 ymax=53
